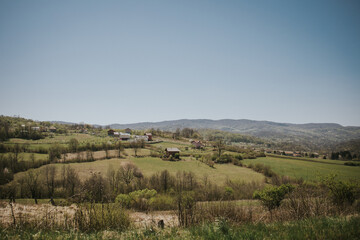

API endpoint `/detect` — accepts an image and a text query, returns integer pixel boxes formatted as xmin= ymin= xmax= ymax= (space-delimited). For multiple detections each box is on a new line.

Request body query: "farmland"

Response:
xmin=15 ymin=156 xmax=264 ymax=184
xmin=1 ymin=116 xmax=360 ymax=239
xmin=243 ymin=156 xmax=360 ymax=181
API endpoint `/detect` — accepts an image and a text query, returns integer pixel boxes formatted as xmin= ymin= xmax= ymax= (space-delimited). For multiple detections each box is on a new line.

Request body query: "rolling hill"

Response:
xmin=109 ymin=119 xmax=360 ymax=150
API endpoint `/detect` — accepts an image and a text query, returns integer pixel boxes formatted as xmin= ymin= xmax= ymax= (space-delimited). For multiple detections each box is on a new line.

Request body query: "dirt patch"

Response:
xmin=130 ymin=211 xmax=178 ymax=228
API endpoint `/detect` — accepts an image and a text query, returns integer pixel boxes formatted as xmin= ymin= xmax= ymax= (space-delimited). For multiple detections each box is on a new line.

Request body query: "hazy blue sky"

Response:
xmin=1 ymin=0 xmax=359 ymax=126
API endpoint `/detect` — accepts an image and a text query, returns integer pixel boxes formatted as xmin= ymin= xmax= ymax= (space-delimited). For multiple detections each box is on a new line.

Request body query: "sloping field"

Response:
xmin=243 ymin=156 xmax=360 ymax=181
xmin=13 ymin=157 xmax=265 ymax=185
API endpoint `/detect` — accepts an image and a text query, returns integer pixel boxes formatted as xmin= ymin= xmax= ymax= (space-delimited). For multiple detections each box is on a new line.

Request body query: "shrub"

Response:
xmin=216 ymin=154 xmax=233 ymax=164
xmin=115 ymin=194 xmax=131 ymax=208
xmin=224 ymin=187 xmax=234 ymax=200
xmin=149 ymin=194 xmax=176 ymax=210
xmin=232 ymin=159 xmax=243 ymax=166
xmin=253 ymin=184 xmax=295 ymax=214
xmin=322 ymin=174 xmax=359 ymax=206
xmin=116 ymin=189 xmax=158 ymax=211
xmin=344 ymin=162 xmax=360 ymax=166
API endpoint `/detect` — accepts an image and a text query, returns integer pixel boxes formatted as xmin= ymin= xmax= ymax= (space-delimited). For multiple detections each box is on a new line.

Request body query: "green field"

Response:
xmin=8 ymin=133 xmax=108 ymax=144
xmin=13 ymin=156 xmax=265 ymax=185
xmin=243 ymin=156 xmax=360 ymax=181
xmin=3 ymin=134 xmax=113 ymax=151
xmin=0 ymin=152 xmax=48 ymax=162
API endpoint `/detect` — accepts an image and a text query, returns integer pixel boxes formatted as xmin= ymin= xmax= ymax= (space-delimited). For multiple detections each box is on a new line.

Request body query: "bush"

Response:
xmin=116 ymin=189 xmax=158 ymax=211
xmin=344 ymin=162 xmax=360 ymax=166
xmin=224 ymin=187 xmax=234 ymax=200
xmin=253 ymin=184 xmax=295 ymax=213
xmin=322 ymin=174 xmax=359 ymax=206
xmin=149 ymin=194 xmax=176 ymax=210
xmin=115 ymin=194 xmax=131 ymax=208
xmin=216 ymin=154 xmax=233 ymax=164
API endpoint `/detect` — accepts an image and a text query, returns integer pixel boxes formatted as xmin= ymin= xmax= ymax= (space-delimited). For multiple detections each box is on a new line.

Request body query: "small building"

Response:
xmin=31 ymin=126 xmax=40 ymax=131
xmin=114 ymin=132 xmax=120 ymax=137
xmin=119 ymin=132 xmax=131 ymax=141
xmin=108 ymin=129 xmax=115 ymax=136
xmin=134 ymin=135 xmax=148 ymax=141
xmin=165 ymin=148 xmax=180 ymax=157
xmin=284 ymin=151 xmax=294 ymax=156
xmin=49 ymin=126 xmax=57 ymax=133
xmin=145 ymin=133 xmax=153 ymax=141
xmin=125 ymin=128 xmax=132 ymax=134
xmin=191 ymin=140 xmax=203 ymax=149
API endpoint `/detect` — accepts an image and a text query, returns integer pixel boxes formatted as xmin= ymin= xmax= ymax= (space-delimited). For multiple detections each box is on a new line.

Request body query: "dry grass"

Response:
xmin=0 ymin=202 xmax=77 ymax=229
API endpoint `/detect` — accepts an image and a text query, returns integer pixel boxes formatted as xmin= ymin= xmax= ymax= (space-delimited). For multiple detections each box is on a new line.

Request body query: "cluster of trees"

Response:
xmin=0 ymin=139 xmax=146 ymax=185
xmin=199 ymin=129 xmax=265 ymax=144
xmin=1 ymin=165 xmax=81 ymax=203
xmin=0 ymin=122 xmax=45 ymax=140
xmin=0 ymin=164 xmax=265 ymax=207
xmin=331 ymin=151 xmax=357 ymax=160
xmin=0 ymin=118 xmax=11 ymax=141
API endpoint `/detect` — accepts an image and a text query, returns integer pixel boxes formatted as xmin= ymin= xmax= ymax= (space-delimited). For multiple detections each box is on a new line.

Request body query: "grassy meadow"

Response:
xmin=13 ymin=156 xmax=265 ymax=185
xmin=243 ymin=156 xmax=360 ymax=181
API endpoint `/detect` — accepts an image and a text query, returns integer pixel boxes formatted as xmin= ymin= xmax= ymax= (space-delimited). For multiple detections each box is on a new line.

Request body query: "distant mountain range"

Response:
xmin=51 ymin=119 xmax=360 ymax=150
xmin=107 ymin=119 xmax=360 ymax=148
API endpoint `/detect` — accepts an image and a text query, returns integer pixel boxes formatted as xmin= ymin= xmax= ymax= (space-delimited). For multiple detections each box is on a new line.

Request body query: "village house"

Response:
xmin=108 ymin=129 xmax=115 ymax=136
xmin=49 ymin=126 xmax=57 ymax=133
xmin=165 ymin=148 xmax=180 ymax=157
xmin=119 ymin=132 xmax=131 ymax=141
xmin=191 ymin=140 xmax=204 ymax=149
xmin=265 ymin=149 xmax=273 ymax=154
xmin=134 ymin=135 xmax=148 ymax=141
xmin=284 ymin=151 xmax=294 ymax=156
xmin=144 ymin=133 xmax=153 ymax=141
xmin=31 ymin=126 xmax=40 ymax=131
xmin=293 ymin=151 xmax=302 ymax=157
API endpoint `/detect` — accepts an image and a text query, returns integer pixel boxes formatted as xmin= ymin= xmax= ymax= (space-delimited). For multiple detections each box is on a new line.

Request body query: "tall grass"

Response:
xmin=74 ymin=203 xmax=130 ymax=232
xmin=1 ymin=216 xmax=359 ymax=240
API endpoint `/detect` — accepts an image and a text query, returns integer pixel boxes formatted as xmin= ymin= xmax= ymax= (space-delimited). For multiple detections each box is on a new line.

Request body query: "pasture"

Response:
xmin=13 ymin=156 xmax=265 ymax=185
xmin=243 ymin=156 xmax=360 ymax=181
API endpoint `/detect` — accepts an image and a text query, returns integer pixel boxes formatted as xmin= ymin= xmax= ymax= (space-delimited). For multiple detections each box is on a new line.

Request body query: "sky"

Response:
xmin=0 ymin=0 xmax=359 ymax=126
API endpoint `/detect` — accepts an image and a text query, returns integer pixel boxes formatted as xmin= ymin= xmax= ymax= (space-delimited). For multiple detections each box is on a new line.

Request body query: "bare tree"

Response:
xmin=83 ymin=172 xmax=109 ymax=202
xmin=65 ymin=166 xmax=80 ymax=197
xmin=30 ymin=153 xmax=35 ymax=165
xmin=24 ymin=169 xmax=40 ymax=204
xmin=43 ymin=165 xmax=56 ymax=205
xmin=86 ymin=150 xmax=94 ymax=161
xmin=68 ymin=138 xmax=79 ymax=152
xmin=117 ymin=141 xmax=124 ymax=158
xmin=215 ymin=139 xmax=225 ymax=158
xmin=130 ymin=141 xmax=142 ymax=157
xmin=118 ymin=162 xmax=143 ymax=186
xmin=103 ymin=142 xmax=110 ymax=159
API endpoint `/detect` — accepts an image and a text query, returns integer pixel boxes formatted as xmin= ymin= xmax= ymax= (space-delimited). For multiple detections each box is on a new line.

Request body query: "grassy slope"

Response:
xmin=13 ymin=156 xmax=265 ymax=185
xmin=243 ymin=156 xmax=360 ymax=181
